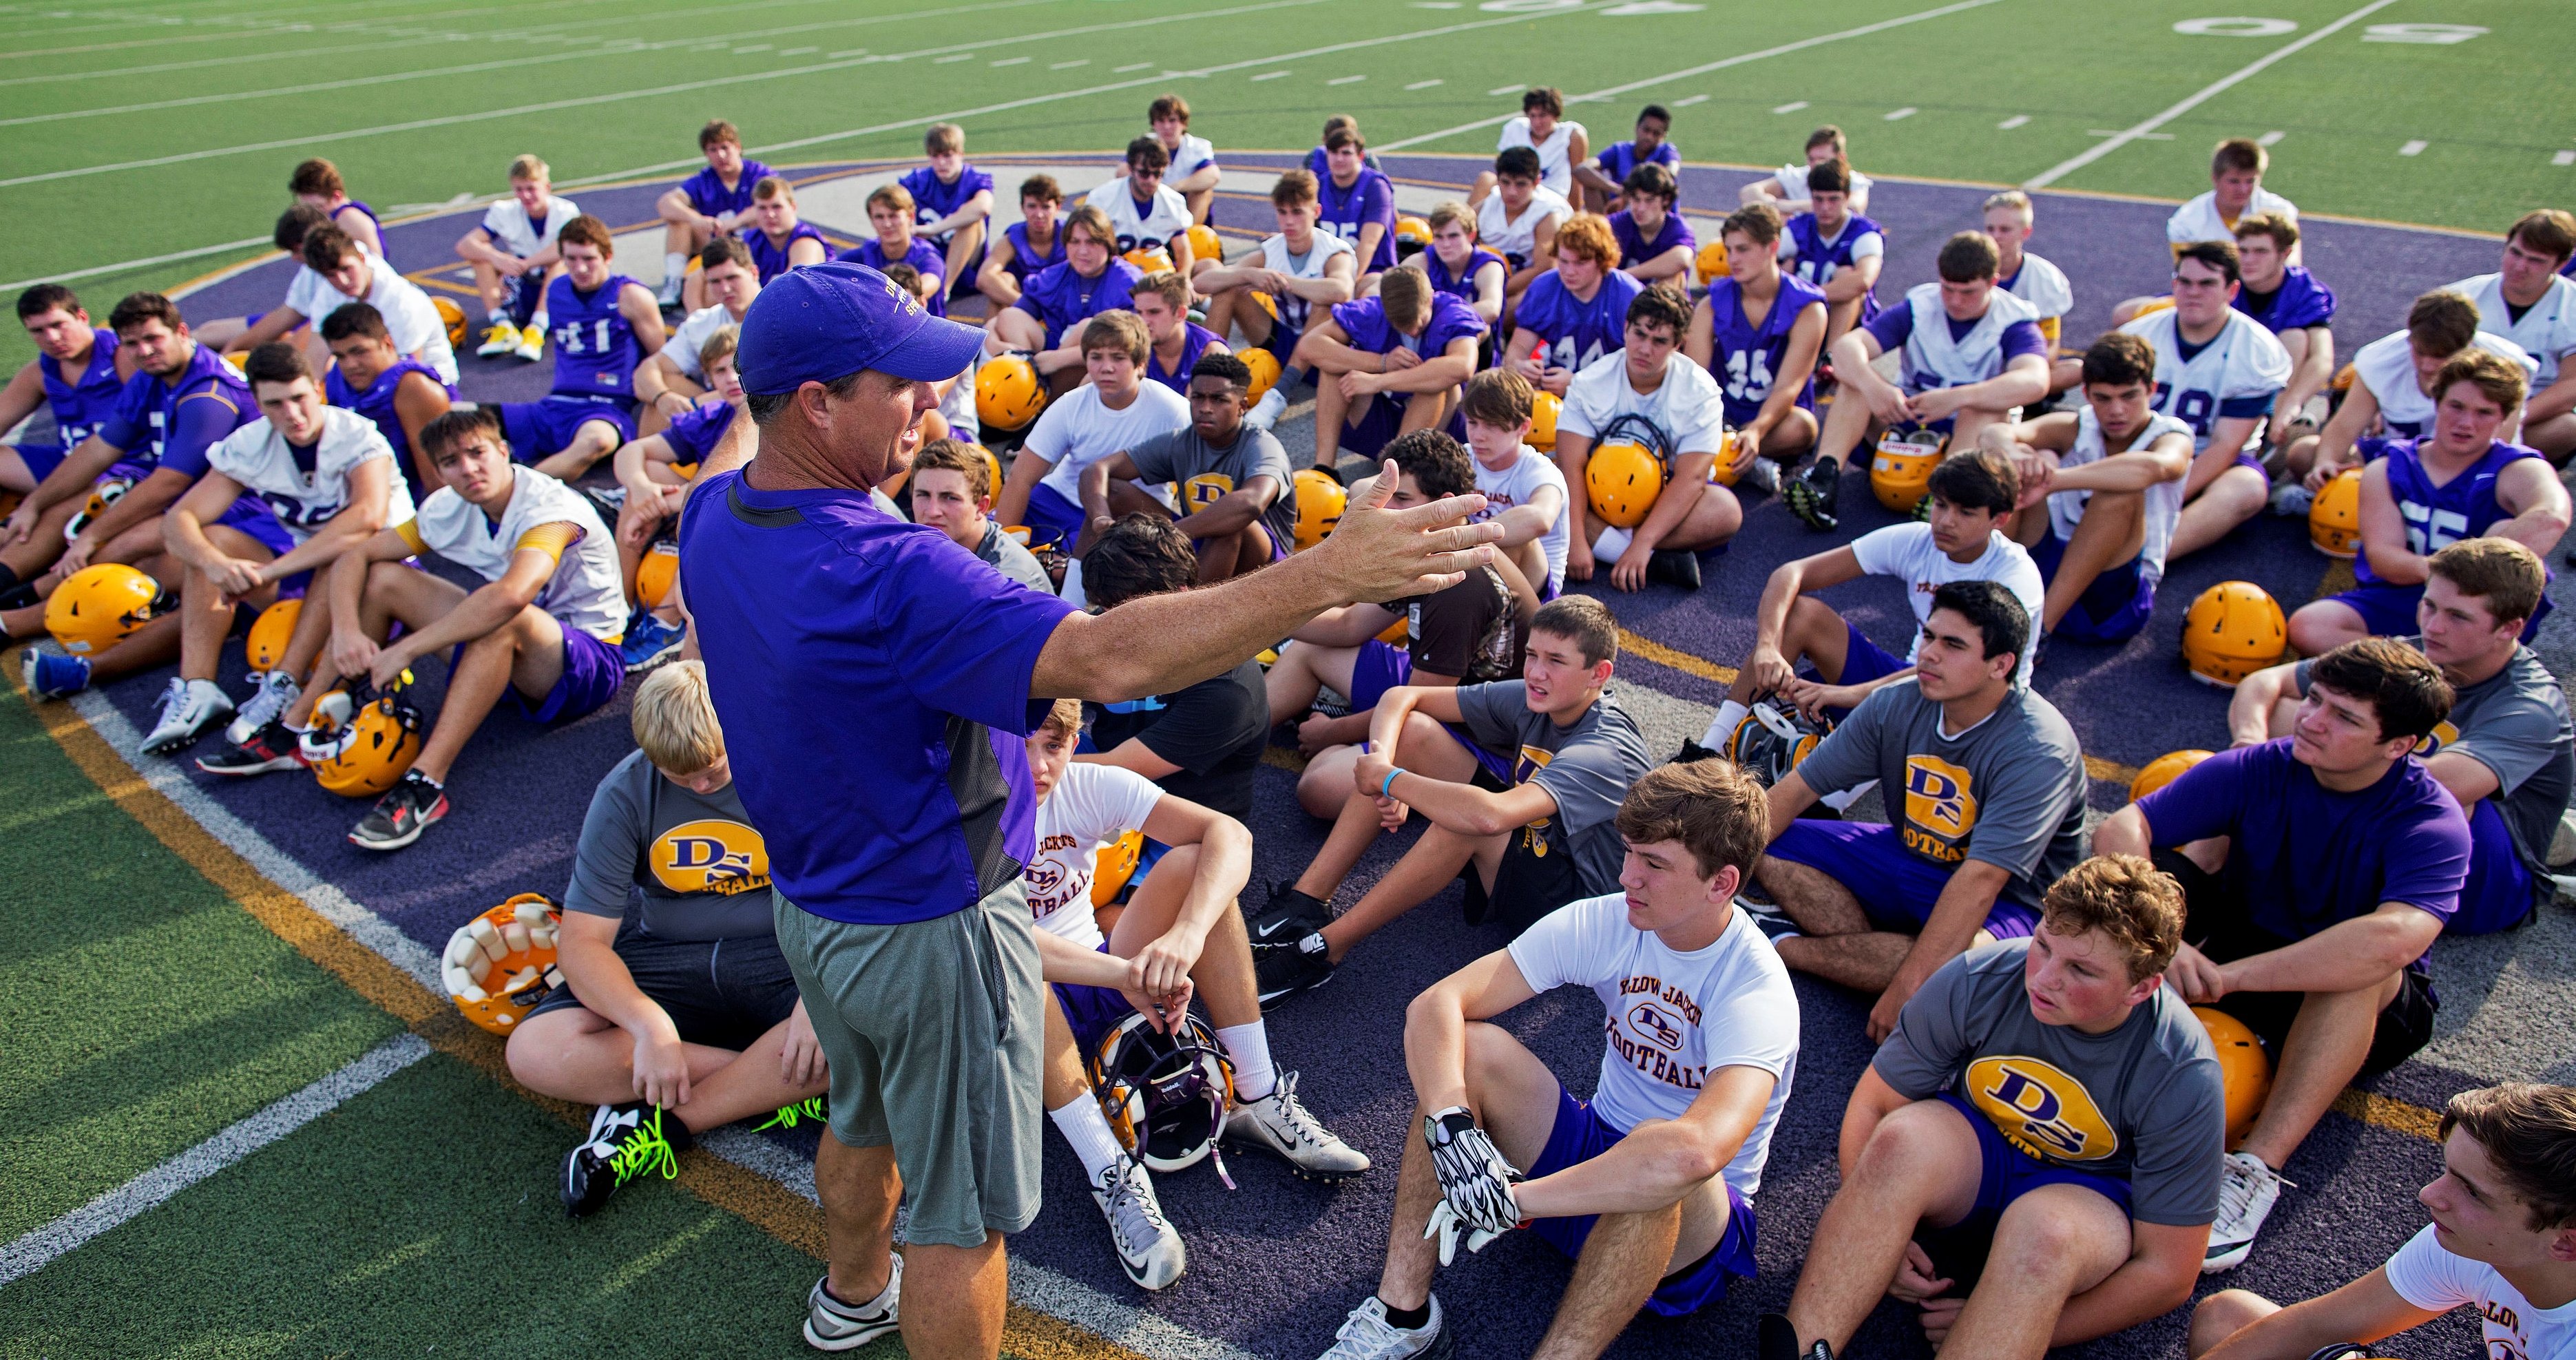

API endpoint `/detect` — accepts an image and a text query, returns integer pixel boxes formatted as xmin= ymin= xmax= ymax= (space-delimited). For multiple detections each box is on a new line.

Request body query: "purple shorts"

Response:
xmin=1791 ymin=620 xmax=1908 ymax=722
xmin=1934 ymin=1089 xmax=2133 ymax=1220
xmin=2329 ymin=581 xmax=2552 ymax=643
xmin=512 ymin=624 xmax=624 ymax=724
xmin=1052 ymin=942 xmax=1134 ymax=1055
xmin=1023 ymin=483 xmax=1084 ymax=552
xmin=9 ymin=441 xmax=67 ymax=484
xmin=1339 ymin=391 xmax=1470 ymax=461
xmin=1348 ymin=638 xmax=1412 ymax=713
xmin=1526 ymin=1085 xmax=1758 ymax=1317
xmin=500 ymin=395 xmax=636 ymax=462
xmin=1762 ymin=820 xmax=2040 ymax=939
xmin=2030 ymin=529 xmax=2155 ymax=645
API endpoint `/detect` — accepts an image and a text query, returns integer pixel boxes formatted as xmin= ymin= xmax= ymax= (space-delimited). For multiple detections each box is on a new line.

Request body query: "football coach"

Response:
xmin=678 ymin=261 xmax=1503 ymax=1358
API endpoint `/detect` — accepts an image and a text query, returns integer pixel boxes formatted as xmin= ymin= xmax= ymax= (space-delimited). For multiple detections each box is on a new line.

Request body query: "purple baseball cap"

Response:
xmin=735 ymin=260 xmax=985 ymax=395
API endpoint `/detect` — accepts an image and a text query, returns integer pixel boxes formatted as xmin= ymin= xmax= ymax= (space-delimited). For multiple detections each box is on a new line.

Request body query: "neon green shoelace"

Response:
xmin=753 ymin=1097 xmax=827 ymax=1132
xmin=607 ymin=1111 xmax=681 ymax=1186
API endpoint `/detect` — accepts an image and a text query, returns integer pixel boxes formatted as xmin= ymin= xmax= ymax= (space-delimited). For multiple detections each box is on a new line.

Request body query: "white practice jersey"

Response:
xmin=206 ymin=406 xmax=417 ymax=543
xmin=478 ymin=193 xmax=580 ymax=260
xmin=1478 ymin=186 xmax=1573 ymax=269
xmin=2166 ymin=187 xmax=2296 ymax=247
xmin=2117 ymin=308 xmax=2292 ymax=455
xmin=2003 ymin=251 xmax=2073 ymax=326
xmin=1498 ymin=116 xmax=1587 ymax=196
xmin=1896 ymin=282 xmax=2040 ymax=392
xmin=1162 ymin=132 xmax=1217 ymax=182
xmin=1085 ymin=180 xmax=1192 ymax=258
xmin=404 ymin=465 xmax=622 ymax=642
xmin=2048 ymin=406 xmax=2197 ymax=583
xmin=1560 ymin=350 xmax=1730 ymax=461
xmin=1024 ymin=763 xmax=1164 ymax=950
xmin=2350 ymin=328 xmax=2538 ymax=439
xmin=1255 ymin=230 xmax=1356 ymax=335
xmin=663 ymin=304 xmax=743 ymax=381
xmin=1769 ymin=161 xmax=1874 ymax=202
xmin=2448 ymin=271 xmax=2576 ymax=388
xmin=282 ymin=254 xmax=458 ymax=384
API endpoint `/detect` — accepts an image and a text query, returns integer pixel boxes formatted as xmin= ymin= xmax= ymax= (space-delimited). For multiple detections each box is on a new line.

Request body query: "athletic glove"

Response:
xmin=1423 ymin=1107 xmax=1521 ymax=1236
xmin=1421 ymin=1196 xmax=1510 ymax=1266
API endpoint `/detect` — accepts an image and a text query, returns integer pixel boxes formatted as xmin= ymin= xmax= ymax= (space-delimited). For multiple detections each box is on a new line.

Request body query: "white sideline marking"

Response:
xmin=1672 ymin=94 xmax=1707 ymax=106
xmin=2022 ymin=0 xmax=2402 ymax=189
xmin=2259 ymin=129 xmax=2286 ymax=145
xmin=991 ymin=55 xmax=1029 ymax=65
xmin=1328 ymin=73 xmax=1367 ymax=84
xmin=1250 ymin=69 xmax=1292 ymax=80
xmin=2397 ymin=139 xmax=2426 ymax=156
xmin=1487 ymin=83 xmax=1521 ymax=95
xmin=1771 ymin=99 xmax=1808 ymax=113
xmin=2556 ymin=150 xmax=2575 ymax=167
xmin=1405 ymin=78 xmax=1444 ymax=89
xmin=0 ymin=1034 xmax=430 ymax=1288
xmin=1883 ymin=105 xmax=1916 ymax=120
xmin=1382 ymin=0 xmax=2003 ymax=154
xmin=1998 ymin=114 xmax=2029 ymax=129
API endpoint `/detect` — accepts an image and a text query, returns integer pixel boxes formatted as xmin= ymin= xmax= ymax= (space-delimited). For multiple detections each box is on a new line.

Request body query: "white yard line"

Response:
xmin=1998 ymin=114 xmax=2029 ymax=129
xmin=1771 ymin=99 xmax=1808 ymax=113
xmin=1883 ymin=105 xmax=1916 ymax=120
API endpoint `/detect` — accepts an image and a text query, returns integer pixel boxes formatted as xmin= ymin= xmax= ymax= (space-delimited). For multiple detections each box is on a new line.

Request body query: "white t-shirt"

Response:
xmin=1085 ymin=180 xmax=1193 ymax=259
xmin=2349 ymin=328 xmax=2537 ymax=437
xmin=2049 ymin=407 xmax=2196 ymax=583
xmin=479 ymin=193 xmax=580 ymax=260
xmin=663 ymin=304 xmax=744 ymax=381
xmin=1161 ymin=131 xmax=1217 ymax=182
xmin=1027 ymin=380 xmax=1193 ymax=505
xmin=2449 ymin=271 xmax=2576 ymax=387
xmin=1848 ymin=522 xmax=2045 ymax=670
xmin=404 ymin=466 xmax=622 ymax=642
xmin=1472 ymin=446 xmax=1571 ymax=592
xmin=207 ymin=406 xmax=416 ymax=543
xmin=1769 ymin=162 xmax=1875 ymax=202
xmin=2002 ymin=251 xmax=2074 ymax=326
xmin=282 ymin=254 xmax=458 ymax=384
xmin=2384 ymin=1223 xmax=2576 ymax=1360
xmin=1477 ymin=187 xmax=1573 ymax=269
xmin=1560 ymin=350 xmax=1730 ymax=460
xmin=1255 ymin=231 xmax=1357 ymax=335
xmin=1507 ymin=895 xmax=1799 ymax=1198
xmin=1498 ymin=116 xmax=1587 ymax=197
xmin=1025 ymin=763 xmax=1164 ymax=950
xmin=2166 ymin=187 xmax=2297 ymax=246
xmin=2117 ymin=308 xmax=2292 ymax=454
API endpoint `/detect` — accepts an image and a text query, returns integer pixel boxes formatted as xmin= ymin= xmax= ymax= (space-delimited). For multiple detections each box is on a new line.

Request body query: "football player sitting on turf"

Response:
xmin=1304 ymin=115 xmax=1385 ymax=181
xmin=1317 ymin=125 xmax=1397 ymax=298
xmin=289 ymin=157 xmax=383 ymax=259
xmin=1133 ymin=270 xmax=1228 ymax=398
xmin=2117 ymin=241 xmax=2290 ymax=560
xmin=1609 ymin=165 xmax=1695 ymax=285
xmin=993 ymin=311 xmax=1191 ymax=562
xmin=1077 ymin=353 xmax=1293 ymax=585
xmin=1555 ymin=283 xmax=1739 ymax=592
xmin=2168 ymin=138 xmax=2296 ymax=253
xmin=1786 ymin=232 xmax=2048 ymax=534
xmin=609 ymin=325 xmax=742 ymax=668
xmin=976 ymin=175 xmax=1066 ymax=310
xmin=496 ymin=215 xmax=664 ymax=480
xmin=1757 ymin=854 xmax=2220 ymax=1360
xmin=1266 ymin=430 xmax=1538 ymax=773
xmin=1087 ymin=137 xmax=1197 ymax=280
xmin=1685 ymin=204 xmax=1830 ymax=485
xmin=1077 ymin=516 xmax=1273 ymax=824
xmin=1298 ymin=268 xmax=1485 ymax=473
xmin=2096 ymin=637 xmax=2468 ymax=1270
xmin=1255 ymin=594 xmax=1652 ymax=1003
xmin=455 ymin=154 xmax=578 ymax=362
xmin=5 ymin=292 xmax=255 ymax=656
xmin=1475 ymin=148 xmax=1572 ymax=315
xmin=1776 ymin=159 xmax=1883 ymax=354
xmin=1981 ymin=191 xmax=2074 ymax=390
xmin=261 ymin=406 xmax=626 ymax=851
xmin=985 ymin=205 xmax=1148 ymax=392
xmin=151 ymin=344 xmax=415 ymax=762
xmin=322 ymin=303 xmax=452 ymax=498
xmin=0 ymin=285 xmax=135 ymax=515
xmin=1457 ymin=369 xmax=1570 ymax=596
xmin=632 ymin=238 xmax=759 ymax=438
xmin=711 ymin=176 xmax=828 ymax=305
xmin=1019 ymin=697 xmax=1370 ymax=1290
xmin=226 ymin=222 xmax=459 ymax=384
xmin=507 ymin=661 xmax=828 ymax=1216
xmin=652 ymin=120 xmax=773 ymax=309
xmin=1684 ymin=450 xmax=2040 ymax=757
xmin=839 ymin=182 xmax=951 ymax=315
xmin=1505 ymin=214 xmax=1644 ymax=396
xmin=1146 ymin=94 xmax=1219 ymax=225
xmin=2449 ymin=209 xmax=2576 ymax=462
xmin=2291 ymin=290 xmax=2537 ymax=488
xmin=2239 ymin=538 xmax=2571 ymax=937
xmin=1414 ymin=201 xmax=1507 ymax=326
xmin=1985 ymin=333 xmax=2195 ymax=648
xmin=1741 ymin=124 xmax=1875 ymax=218
xmin=1753 ymin=582 xmax=2086 ymax=1040
xmin=2229 ymin=214 xmax=2336 ymax=452
xmin=2188 ymin=1082 xmax=2576 ymax=1360
xmin=1197 ymin=171 xmax=1358 ymax=418
xmin=910 ymin=437 xmax=1051 ymax=593
xmin=2287 ymin=352 xmax=2568 ymax=657
xmin=899 ymin=123 xmax=995 ymax=311
xmin=1471 ymin=87 xmax=1587 ymax=204
xmin=1315 ymin=760 xmax=1797 ymax=1360
xmin=1573 ymin=103 xmax=1679 ymax=213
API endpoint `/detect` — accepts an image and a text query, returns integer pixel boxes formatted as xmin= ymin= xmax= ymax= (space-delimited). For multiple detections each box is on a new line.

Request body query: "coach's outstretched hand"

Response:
xmin=1311 ymin=459 xmax=1500 ymax=605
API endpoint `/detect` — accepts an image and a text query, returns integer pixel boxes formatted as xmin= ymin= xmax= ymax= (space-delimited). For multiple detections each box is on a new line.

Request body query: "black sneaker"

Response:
xmin=197 ymin=720 xmax=307 ymax=777
xmin=1783 ymin=458 xmax=1842 ymax=532
xmin=1646 ymin=548 xmax=1702 ymax=590
xmin=1253 ymin=932 xmax=1334 ymax=1009
xmin=1250 ymin=881 xmax=1330 ymax=944
xmin=1671 ymin=737 xmax=1721 ymax=764
xmin=562 ymin=1102 xmax=691 ymax=1217
xmin=1757 ymin=1312 xmax=1832 ymax=1360
xmin=350 ymin=770 xmax=448 ymax=851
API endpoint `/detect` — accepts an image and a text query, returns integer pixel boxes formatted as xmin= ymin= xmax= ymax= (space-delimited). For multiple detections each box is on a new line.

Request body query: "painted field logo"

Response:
xmin=1903 ymin=756 xmax=1978 ymax=857
xmin=653 ymin=819 xmax=770 ymax=896
xmin=1965 ymin=1056 xmax=2119 ymax=1162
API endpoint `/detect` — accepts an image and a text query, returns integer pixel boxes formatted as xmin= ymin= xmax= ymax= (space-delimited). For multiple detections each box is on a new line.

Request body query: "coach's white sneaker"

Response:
xmin=1092 ymin=1155 xmax=1186 ymax=1290
xmin=1224 ymin=1072 xmax=1370 ymax=1182
xmin=2203 ymin=1149 xmax=2287 ymax=1273
xmin=802 ymin=1252 xmax=901 ymax=1352
xmin=1321 ymin=1295 xmax=1452 ymax=1359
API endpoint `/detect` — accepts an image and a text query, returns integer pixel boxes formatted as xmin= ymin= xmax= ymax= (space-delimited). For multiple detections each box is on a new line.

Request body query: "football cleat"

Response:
xmin=2204 ymin=1150 xmax=2288 ymax=1273
xmin=1646 ymin=548 xmax=1702 ymax=591
xmin=1670 ymin=737 xmax=1721 ymax=765
xmin=1251 ymin=881 xmax=1331 ymax=943
xmin=1091 ymin=1155 xmax=1186 ymax=1290
xmin=514 ymin=324 xmax=546 ymax=363
xmin=620 ymin=613 xmax=686 ymax=673
xmin=1783 ymin=458 xmax=1842 ymax=532
xmin=476 ymin=320 xmax=521 ymax=358
xmin=1254 ymin=932 xmax=1335 ymax=1008
xmin=141 ymin=678 xmax=234 ymax=755
xmin=1320 ymin=1295 xmax=1451 ymax=1360
xmin=198 ymin=720 xmax=308 ymax=777
xmin=350 ymin=769 xmax=448 ymax=851
xmin=226 ymin=669 xmax=300 ymax=746
xmin=802 ymin=1255 xmax=902 ymax=1352
xmin=561 ymin=1101 xmax=691 ymax=1218
xmin=1737 ymin=454 xmax=1783 ymax=496
xmin=1222 ymin=1071 xmax=1370 ymax=1182
xmin=21 ymin=648 xmax=92 ymax=700
xmin=1757 ymin=1312 xmax=1834 ymax=1360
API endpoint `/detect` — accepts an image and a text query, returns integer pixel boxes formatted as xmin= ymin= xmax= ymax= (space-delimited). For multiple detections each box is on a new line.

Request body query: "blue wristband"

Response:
xmin=1380 ymin=767 xmax=1403 ymax=799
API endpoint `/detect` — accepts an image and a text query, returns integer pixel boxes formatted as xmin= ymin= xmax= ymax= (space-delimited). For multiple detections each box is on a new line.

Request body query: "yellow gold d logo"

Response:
xmin=1904 ymin=756 xmax=1978 ymax=840
xmin=1966 ymin=1056 xmax=2120 ymax=1162
xmin=653 ymin=819 xmax=770 ymax=895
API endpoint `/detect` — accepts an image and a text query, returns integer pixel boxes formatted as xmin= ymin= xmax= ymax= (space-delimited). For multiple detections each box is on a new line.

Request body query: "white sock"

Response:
xmin=528 ymin=310 xmax=549 ymax=332
xmin=1050 ymin=1096 xmax=1125 ymax=1182
xmin=662 ymin=253 xmax=687 ymax=285
xmin=1216 ymin=1021 xmax=1276 ymax=1102
xmin=1058 ymin=556 xmax=1087 ymax=609
xmin=1700 ymin=699 xmax=1749 ymax=749
xmin=1591 ymin=525 xmax=1633 ymax=562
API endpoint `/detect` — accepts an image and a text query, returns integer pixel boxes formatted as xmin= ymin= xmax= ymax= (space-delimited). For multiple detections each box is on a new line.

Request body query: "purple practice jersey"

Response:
xmin=1013 ymin=259 xmax=1144 ymax=349
xmin=1702 ymin=273 xmax=1829 ymax=426
xmin=681 ymin=160 xmax=775 ymax=220
xmin=899 ymin=164 xmax=996 ymax=239
xmin=737 ymin=222 xmax=827 ymax=284
xmin=2235 ymin=264 xmax=2336 ymax=334
xmin=839 ymin=238 xmax=951 ymax=317
xmin=660 ymin=401 xmax=737 ymax=466
xmin=1514 ymin=269 xmax=1644 ymax=373
xmin=1423 ymin=245 xmax=1507 ymax=306
xmin=1331 ymin=291 xmax=1488 ymax=361
xmin=325 ymin=355 xmax=450 ymax=492
xmin=36 ymin=327 xmax=123 ymax=453
xmin=96 ymin=342 xmax=253 ymax=480
xmin=1318 ymin=168 xmax=1399 ymax=274
xmin=1595 ymin=138 xmax=1680 ymax=185
xmin=1002 ymin=220 xmax=1066 ymax=284
xmin=1785 ymin=211 xmax=1884 ymax=320
xmin=2355 ymin=439 xmax=2550 ymax=587
xmin=1146 ymin=323 xmax=1224 ymax=396
xmin=1609 ymin=209 xmax=1695 ymax=271
xmin=544 ymin=272 xmax=646 ymax=406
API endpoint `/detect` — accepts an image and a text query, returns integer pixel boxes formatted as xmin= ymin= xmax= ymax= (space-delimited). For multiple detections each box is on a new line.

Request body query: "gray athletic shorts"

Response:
xmin=771 ymin=879 xmax=1044 ymax=1249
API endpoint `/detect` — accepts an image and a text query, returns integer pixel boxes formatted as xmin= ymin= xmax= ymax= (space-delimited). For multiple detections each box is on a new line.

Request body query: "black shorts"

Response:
xmin=2153 ymin=848 xmax=2438 ymax=1078
xmin=526 ymin=925 xmax=801 ymax=1053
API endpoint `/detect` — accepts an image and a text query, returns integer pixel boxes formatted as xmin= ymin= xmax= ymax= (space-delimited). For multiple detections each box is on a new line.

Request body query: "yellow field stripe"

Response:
xmin=10 ymin=653 xmax=1148 ymax=1360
